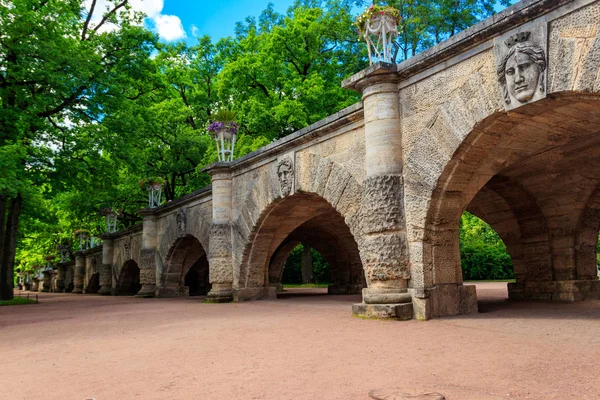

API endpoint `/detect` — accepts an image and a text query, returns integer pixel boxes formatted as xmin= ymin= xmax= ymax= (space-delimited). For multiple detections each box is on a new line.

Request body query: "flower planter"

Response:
xmin=356 ymin=6 xmax=400 ymax=65
xmin=140 ymin=178 xmax=165 ymax=208
xmin=210 ymin=125 xmax=237 ymax=162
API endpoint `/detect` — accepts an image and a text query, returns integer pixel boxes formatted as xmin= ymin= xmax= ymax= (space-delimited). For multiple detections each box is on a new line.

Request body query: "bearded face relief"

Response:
xmin=494 ymin=27 xmax=547 ymax=110
xmin=277 ymin=156 xmax=294 ymax=196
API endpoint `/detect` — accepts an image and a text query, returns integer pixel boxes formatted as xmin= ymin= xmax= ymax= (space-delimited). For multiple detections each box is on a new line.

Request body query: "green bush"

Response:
xmin=459 ymin=212 xmax=515 ymax=281
xmin=281 ymin=244 xmax=330 ymax=284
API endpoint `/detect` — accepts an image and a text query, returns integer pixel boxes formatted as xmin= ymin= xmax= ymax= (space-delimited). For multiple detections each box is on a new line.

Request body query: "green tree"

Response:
xmin=0 ymin=0 xmax=156 ymax=300
xmin=219 ymin=3 xmax=365 ymax=140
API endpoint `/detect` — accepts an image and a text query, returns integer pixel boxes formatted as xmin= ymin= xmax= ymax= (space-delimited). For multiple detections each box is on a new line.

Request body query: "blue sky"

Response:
xmin=164 ymin=0 xmax=296 ymax=42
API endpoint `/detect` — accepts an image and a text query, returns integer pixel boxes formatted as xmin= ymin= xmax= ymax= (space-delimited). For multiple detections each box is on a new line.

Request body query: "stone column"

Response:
xmin=301 ymin=245 xmax=313 ymax=284
xmin=72 ymin=252 xmax=85 ymax=294
xmin=205 ymin=164 xmax=234 ymax=303
xmin=40 ymin=271 xmax=52 ymax=292
xmin=137 ymin=214 xmax=158 ymax=297
xmin=98 ymin=239 xmax=114 ymax=296
xmin=55 ymin=264 xmax=66 ymax=292
xmin=347 ymin=72 xmax=413 ymax=320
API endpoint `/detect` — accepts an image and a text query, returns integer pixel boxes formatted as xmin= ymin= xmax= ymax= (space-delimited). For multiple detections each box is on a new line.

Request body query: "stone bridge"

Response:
xmin=59 ymin=0 xmax=600 ymax=320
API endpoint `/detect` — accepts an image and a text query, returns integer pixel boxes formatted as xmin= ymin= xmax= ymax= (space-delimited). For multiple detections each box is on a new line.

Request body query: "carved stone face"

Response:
xmin=277 ymin=157 xmax=294 ymax=196
xmin=504 ymin=51 xmax=541 ymax=103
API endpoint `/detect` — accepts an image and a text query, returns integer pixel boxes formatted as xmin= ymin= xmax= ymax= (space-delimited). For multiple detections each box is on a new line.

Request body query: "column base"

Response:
xmin=352 ymin=303 xmax=413 ymax=320
xmin=508 ymin=279 xmax=600 ymax=301
xmin=72 ymin=288 xmax=83 ymax=294
xmin=233 ymin=286 xmax=276 ymax=301
xmin=156 ymin=286 xmax=189 ymax=298
xmin=205 ymin=284 xmax=234 ymax=303
xmin=419 ymin=284 xmax=478 ymax=319
xmin=327 ymin=283 xmax=362 ymax=294
xmin=135 ymin=284 xmax=156 ymax=298
xmin=269 ymin=283 xmax=284 ymax=293
xmin=97 ymin=286 xmax=113 ymax=296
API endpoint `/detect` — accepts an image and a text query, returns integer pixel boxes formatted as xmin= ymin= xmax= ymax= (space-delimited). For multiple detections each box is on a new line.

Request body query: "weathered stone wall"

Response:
xmin=112 ymin=229 xmax=142 ymax=284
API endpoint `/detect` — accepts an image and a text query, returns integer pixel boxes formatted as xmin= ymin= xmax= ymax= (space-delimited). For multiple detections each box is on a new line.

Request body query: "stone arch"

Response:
xmin=410 ymin=93 xmax=600 ymax=312
xmin=233 ymin=154 xmax=364 ymax=300
xmin=467 ymin=176 xmax=553 ymax=283
xmin=268 ymin=223 xmax=365 ymax=294
xmin=115 ymin=260 xmax=140 ymax=296
xmin=160 ymin=234 xmax=209 ymax=297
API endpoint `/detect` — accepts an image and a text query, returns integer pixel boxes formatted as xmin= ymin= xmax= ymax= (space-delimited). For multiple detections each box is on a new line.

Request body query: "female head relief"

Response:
xmin=497 ymin=31 xmax=547 ymax=105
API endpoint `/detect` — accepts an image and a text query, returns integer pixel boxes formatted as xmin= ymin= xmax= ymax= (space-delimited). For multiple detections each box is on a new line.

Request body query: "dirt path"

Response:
xmin=1 ymin=283 xmax=599 ymax=400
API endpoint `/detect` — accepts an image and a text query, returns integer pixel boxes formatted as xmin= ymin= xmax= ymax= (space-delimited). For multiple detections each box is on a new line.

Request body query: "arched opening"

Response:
xmin=422 ymin=95 xmax=600 ymax=315
xmin=115 ymin=260 xmax=141 ymax=296
xmin=184 ymin=256 xmax=210 ymax=296
xmin=161 ymin=235 xmax=210 ymax=297
xmin=237 ymin=192 xmax=364 ymax=301
xmin=86 ymin=273 xmax=100 ymax=294
xmin=459 ymin=212 xmax=514 ymax=300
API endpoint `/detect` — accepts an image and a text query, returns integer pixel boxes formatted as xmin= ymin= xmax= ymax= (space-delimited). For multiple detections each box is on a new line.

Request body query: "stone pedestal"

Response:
xmin=98 ymin=264 xmax=113 ymax=296
xmin=56 ymin=264 xmax=66 ymax=293
xmin=31 ymin=279 xmax=39 ymax=292
xmin=136 ymin=215 xmax=158 ymax=298
xmin=40 ymin=271 xmax=52 ymax=292
xmin=205 ymin=283 xmax=235 ymax=303
xmin=270 ymin=282 xmax=284 ymax=293
xmin=508 ymin=279 xmax=600 ymax=301
xmin=98 ymin=239 xmax=114 ymax=295
xmin=72 ymin=253 xmax=85 ymax=294
xmin=233 ymin=286 xmax=277 ymax=301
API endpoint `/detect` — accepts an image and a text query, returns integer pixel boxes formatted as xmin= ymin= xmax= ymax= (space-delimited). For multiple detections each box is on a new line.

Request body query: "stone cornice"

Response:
xmin=226 ymin=102 xmax=363 ymax=173
xmin=342 ymin=0 xmax=570 ymax=91
xmin=137 ymin=186 xmax=212 ymax=217
xmin=99 ymin=223 xmax=143 ymax=241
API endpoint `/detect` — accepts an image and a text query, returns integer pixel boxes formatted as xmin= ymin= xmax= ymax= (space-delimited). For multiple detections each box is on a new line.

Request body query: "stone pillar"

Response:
xmin=301 ymin=245 xmax=313 ymax=284
xmin=40 ymin=271 xmax=52 ymax=292
xmin=98 ymin=239 xmax=114 ymax=296
xmin=205 ymin=164 xmax=234 ymax=303
xmin=137 ymin=214 xmax=158 ymax=297
xmin=72 ymin=253 xmax=85 ymax=294
xmin=55 ymin=264 xmax=66 ymax=293
xmin=349 ymin=74 xmax=413 ymax=320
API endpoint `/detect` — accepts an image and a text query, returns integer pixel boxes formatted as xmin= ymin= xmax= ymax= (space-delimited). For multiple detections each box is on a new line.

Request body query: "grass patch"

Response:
xmin=465 ymin=279 xmax=515 ymax=283
xmin=0 ymin=297 xmax=37 ymax=306
xmin=282 ymin=283 xmax=329 ymax=289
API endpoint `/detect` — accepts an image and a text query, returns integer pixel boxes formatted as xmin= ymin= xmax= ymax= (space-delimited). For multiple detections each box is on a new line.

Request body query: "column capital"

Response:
xmin=342 ymin=62 xmax=399 ymax=94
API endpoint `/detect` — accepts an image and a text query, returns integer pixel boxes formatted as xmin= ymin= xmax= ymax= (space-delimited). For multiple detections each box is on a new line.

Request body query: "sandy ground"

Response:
xmin=1 ymin=283 xmax=600 ymax=400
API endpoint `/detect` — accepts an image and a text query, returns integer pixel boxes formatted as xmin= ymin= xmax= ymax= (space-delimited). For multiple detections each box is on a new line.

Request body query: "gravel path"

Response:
xmin=2 ymin=283 xmax=599 ymax=400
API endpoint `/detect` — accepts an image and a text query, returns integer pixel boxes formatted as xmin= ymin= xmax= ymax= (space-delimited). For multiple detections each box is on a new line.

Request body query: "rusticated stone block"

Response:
xmin=208 ymin=224 xmax=233 ymax=285
xmin=360 ymin=175 xmax=405 ymax=233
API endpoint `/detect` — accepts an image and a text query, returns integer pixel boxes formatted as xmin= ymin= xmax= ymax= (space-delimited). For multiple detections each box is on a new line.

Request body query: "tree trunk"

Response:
xmin=301 ymin=245 xmax=313 ymax=284
xmin=0 ymin=194 xmax=22 ymax=300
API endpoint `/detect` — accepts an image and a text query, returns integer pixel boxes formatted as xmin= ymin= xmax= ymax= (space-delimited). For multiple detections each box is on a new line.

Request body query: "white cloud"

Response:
xmin=83 ymin=0 xmax=186 ymax=41
xmin=154 ymin=14 xmax=186 ymax=41
xmin=191 ymin=24 xmax=199 ymax=38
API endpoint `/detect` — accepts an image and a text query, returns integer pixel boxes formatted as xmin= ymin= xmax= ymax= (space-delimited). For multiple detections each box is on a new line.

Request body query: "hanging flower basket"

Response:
xmin=207 ymin=109 xmax=238 ymax=162
xmin=355 ymin=5 xmax=401 ymax=65
xmin=140 ymin=177 xmax=165 ymax=208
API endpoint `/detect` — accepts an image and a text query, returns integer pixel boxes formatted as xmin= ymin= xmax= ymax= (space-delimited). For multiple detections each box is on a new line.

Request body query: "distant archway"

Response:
xmin=161 ymin=234 xmax=210 ymax=297
xmin=86 ymin=273 xmax=100 ymax=294
xmin=115 ymin=260 xmax=141 ymax=296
